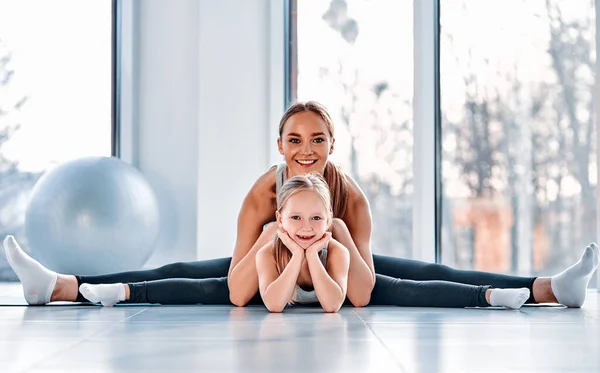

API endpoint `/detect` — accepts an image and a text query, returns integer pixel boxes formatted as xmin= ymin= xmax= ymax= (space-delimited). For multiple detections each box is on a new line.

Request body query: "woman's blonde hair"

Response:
xmin=279 ymin=101 xmax=349 ymax=218
xmin=273 ymin=173 xmax=332 ymax=275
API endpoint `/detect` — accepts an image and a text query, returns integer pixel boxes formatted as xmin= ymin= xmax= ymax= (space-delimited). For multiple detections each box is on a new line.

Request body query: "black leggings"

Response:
xmin=75 ymin=254 xmax=536 ymax=307
xmin=370 ymin=254 xmax=536 ymax=307
xmin=76 ymin=258 xmax=240 ymax=305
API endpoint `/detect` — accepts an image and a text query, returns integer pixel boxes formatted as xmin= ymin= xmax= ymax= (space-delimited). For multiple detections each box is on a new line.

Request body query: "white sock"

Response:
xmin=551 ymin=243 xmax=599 ymax=308
xmin=79 ymin=283 xmax=126 ymax=307
xmin=489 ymin=288 xmax=530 ymax=309
xmin=3 ymin=235 xmax=58 ymax=305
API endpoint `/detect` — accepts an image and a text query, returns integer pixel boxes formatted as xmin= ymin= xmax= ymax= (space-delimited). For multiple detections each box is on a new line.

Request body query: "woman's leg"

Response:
xmin=369 ymin=274 xmax=529 ymax=309
xmin=3 ymin=234 xmax=233 ymax=304
xmin=76 ymin=258 xmax=231 ymax=284
xmin=373 ymin=242 xmax=599 ymax=306
xmin=373 ymin=254 xmax=534 ymax=288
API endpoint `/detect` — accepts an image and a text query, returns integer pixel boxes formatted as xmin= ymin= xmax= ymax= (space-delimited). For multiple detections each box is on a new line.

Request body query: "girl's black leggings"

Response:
xmin=75 ymin=254 xmax=536 ymax=307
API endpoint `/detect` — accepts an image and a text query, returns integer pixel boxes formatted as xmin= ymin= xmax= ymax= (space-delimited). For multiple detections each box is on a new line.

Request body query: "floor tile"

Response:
xmin=368 ymin=323 xmax=600 ymax=373
xmin=27 ymin=339 xmax=402 ymax=373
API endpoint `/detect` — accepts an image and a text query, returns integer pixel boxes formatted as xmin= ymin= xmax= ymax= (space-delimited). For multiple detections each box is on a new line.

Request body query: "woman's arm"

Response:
xmin=228 ymin=169 xmax=277 ymax=307
xmin=335 ymin=178 xmax=376 ymax=307
xmin=256 ymin=246 xmax=304 ymax=313
xmin=307 ymin=237 xmax=350 ymax=313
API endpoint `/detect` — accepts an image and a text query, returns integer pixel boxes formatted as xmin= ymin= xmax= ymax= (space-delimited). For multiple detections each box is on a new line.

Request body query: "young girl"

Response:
xmin=255 ymin=173 xmax=350 ymax=313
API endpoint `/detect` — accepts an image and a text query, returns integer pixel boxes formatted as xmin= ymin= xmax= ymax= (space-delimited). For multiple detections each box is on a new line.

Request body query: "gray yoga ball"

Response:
xmin=25 ymin=156 xmax=160 ymax=275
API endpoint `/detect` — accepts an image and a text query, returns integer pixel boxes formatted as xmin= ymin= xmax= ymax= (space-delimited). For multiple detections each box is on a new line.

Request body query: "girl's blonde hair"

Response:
xmin=273 ymin=173 xmax=332 ymax=275
xmin=279 ymin=101 xmax=349 ymax=218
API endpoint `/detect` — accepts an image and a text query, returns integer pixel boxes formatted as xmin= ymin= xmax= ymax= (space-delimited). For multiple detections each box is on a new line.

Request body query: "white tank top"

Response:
xmin=292 ymin=249 xmax=328 ymax=304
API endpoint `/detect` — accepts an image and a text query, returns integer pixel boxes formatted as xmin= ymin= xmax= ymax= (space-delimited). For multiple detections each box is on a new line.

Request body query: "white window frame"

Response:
xmin=115 ymin=0 xmax=138 ymax=167
xmin=413 ymin=0 xmax=438 ymax=263
xmin=595 ymin=0 xmax=600 ymax=291
xmin=268 ymin=0 xmax=286 ymax=167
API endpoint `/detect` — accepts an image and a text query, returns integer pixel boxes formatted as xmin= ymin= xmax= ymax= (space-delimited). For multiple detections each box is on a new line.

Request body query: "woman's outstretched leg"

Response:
xmin=3 ymin=235 xmax=231 ymax=304
xmin=4 ymin=235 xmax=57 ymax=304
xmin=549 ymin=244 xmax=599 ymax=307
xmin=75 ymin=257 xmax=231 ymax=284
xmin=372 ymin=243 xmax=599 ymax=307
xmin=369 ymin=274 xmax=529 ymax=309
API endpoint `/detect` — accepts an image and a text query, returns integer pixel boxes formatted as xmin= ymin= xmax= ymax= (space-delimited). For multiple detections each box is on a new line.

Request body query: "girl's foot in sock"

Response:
xmin=3 ymin=235 xmax=57 ymax=305
xmin=79 ymin=283 xmax=126 ymax=307
xmin=551 ymin=243 xmax=600 ymax=308
xmin=489 ymin=288 xmax=530 ymax=309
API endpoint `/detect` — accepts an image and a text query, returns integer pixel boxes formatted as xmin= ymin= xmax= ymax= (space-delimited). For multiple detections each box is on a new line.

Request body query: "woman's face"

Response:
xmin=277 ymin=190 xmax=330 ymax=249
xmin=278 ymin=111 xmax=334 ymax=177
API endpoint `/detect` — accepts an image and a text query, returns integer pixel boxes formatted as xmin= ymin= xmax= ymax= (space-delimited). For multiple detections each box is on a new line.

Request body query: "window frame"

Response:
xmin=594 ymin=0 xmax=600 ymax=293
xmin=112 ymin=0 xmax=137 ymax=165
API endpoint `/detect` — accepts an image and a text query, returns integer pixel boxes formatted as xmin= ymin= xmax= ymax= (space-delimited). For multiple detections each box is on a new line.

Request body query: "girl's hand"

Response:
xmin=277 ymin=229 xmax=305 ymax=257
xmin=305 ymin=232 xmax=332 ymax=256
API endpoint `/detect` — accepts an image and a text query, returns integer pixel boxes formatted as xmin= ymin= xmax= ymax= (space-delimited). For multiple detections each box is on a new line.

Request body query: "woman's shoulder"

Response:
xmin=339 ymin=172 xmax=370 ymax=223
xmin=343 ymin=173 xmax=368 ymax=205
xmin=246 ymin=165 xmax=278 ymax=205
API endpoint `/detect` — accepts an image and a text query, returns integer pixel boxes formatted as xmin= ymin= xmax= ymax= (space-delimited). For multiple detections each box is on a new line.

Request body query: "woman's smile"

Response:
xmin=296 ymin=159 xmax=317 ymax=167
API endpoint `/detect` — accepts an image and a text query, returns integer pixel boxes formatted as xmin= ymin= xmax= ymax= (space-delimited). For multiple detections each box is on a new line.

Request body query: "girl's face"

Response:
xmin=277 ymin=190 xmax=331 ymax=249
xmin=277 ymin=111 xmax=334 ymax=178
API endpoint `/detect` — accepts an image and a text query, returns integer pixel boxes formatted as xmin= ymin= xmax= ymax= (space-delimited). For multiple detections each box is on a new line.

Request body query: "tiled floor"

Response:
xmin=0 ymin=283 xmax=598 ymax=373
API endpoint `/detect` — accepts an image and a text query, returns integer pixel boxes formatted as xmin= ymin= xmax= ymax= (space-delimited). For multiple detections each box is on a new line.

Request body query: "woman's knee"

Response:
xmin=420 ymin=262 xmax=452 ymax=278
xmin=259 ymin=222 xmax=278 ymax=241
xmin=157 ymin=262 xmax=194 ymax=277
xmin=263 ymin=221 xmax=278 ymax=233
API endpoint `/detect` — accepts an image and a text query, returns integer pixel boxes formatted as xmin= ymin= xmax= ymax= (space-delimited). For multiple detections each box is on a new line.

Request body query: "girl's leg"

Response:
xmin=74 ymin=221 xmax=279 ymax=303
xmin=128 ymin=277 xmax=232 ymax=304
xmin=80 ymin=277 xmax=232 ymax=305
xmin=369 ymin=274 xmax=529 ymax=309
xmin=73 ymin=258 xmax=231 ymax=301
xmin=79 ymin=277 xmax=265 ymax=306
xmin=330 ymin=219 xmax=538 ymax=301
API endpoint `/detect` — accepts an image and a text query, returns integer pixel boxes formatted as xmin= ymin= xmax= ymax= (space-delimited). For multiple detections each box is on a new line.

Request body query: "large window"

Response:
xmin=0 ymin=0 xmax=114 ymax=281
xmin=440 ymin=0 xmax=597 ymax=277
xmin=290 ymin=0 xmax=414 ymax=258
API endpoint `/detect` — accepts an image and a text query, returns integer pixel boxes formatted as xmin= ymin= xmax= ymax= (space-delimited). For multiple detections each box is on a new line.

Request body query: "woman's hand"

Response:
xmin=305 ymin=232 xmax=332 ymax=257
xmin=277 ymin=229 xmax=305 ymax=257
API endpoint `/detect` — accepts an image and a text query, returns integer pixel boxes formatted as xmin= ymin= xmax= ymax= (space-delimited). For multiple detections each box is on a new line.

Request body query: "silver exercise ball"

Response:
xmin=25 ymin=156 xmax=160 ymax=275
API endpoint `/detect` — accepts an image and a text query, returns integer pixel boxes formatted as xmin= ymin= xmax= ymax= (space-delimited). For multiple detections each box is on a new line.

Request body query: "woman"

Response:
xmin=4 ymin=101 xmax=598 ymax=308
